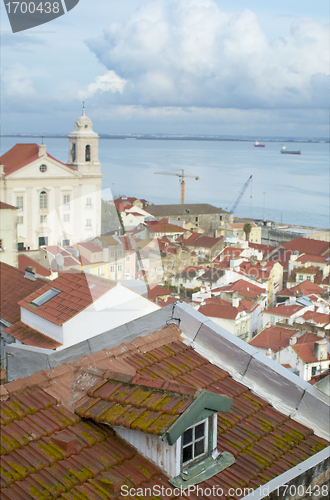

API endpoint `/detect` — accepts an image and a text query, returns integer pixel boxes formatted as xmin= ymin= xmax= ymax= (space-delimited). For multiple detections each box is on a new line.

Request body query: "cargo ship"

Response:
xmin=254 ymin=141 xmax=265 ymax=147
xmin=281 ymin=146 xmax=301 ymax=155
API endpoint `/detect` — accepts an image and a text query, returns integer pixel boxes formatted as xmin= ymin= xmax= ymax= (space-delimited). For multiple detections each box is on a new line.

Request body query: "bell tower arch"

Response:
xmin=67 ymin=105 xmax=101 ymax=175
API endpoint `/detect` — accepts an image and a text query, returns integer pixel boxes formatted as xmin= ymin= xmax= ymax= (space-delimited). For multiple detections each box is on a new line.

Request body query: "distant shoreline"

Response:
xmin=1 ymin=134 xmax=328 ymax=143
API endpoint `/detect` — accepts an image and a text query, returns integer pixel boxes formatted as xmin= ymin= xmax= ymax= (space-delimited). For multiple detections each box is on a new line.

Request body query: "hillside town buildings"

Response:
xmin=0 ymin=114 xmax=329 ymax=497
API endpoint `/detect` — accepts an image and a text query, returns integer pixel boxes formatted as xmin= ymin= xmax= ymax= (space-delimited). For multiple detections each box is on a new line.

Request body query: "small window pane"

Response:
xmin=195 ymin=422 xmax=205 ymax=440
xmin=182 ymin=445 xmax=193 ymax=464
xmin=194 ymin=439 xmax=205 ymax=457
xmin=183 ymin=428 xmax=193 ymax=445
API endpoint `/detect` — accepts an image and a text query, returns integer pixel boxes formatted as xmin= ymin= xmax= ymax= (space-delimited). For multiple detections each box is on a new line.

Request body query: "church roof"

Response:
xmin=0 ymin=144 xmax=74 ymax=177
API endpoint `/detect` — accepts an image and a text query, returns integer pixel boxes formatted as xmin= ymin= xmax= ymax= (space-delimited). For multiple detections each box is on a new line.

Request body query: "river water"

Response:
xmin=1 ymin=137 xmax=329 ymax=229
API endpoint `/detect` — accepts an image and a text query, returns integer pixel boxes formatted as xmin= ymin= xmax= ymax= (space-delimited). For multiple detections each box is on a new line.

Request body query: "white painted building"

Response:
xmin=6 ymin=272 xmax=159 ymax=350
xmin=0 ymin=108 xmax=102 ymax=250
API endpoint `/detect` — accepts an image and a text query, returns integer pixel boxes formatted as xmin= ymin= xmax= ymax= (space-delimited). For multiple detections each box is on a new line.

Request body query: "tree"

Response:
xmin=243 ymin=223 xmax=252 ymax=241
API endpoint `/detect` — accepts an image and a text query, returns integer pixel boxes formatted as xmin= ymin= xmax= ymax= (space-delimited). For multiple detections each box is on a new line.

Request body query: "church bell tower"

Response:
xmin=67 ymin=106 xmax=101 ymax=175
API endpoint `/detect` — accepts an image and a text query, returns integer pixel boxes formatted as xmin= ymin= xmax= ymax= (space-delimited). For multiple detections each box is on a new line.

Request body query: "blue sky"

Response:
xmin=1 ymin=0 xmax=329 ymax=137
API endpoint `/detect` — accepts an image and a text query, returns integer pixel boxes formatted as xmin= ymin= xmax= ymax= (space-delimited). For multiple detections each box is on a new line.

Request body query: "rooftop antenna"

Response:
xmin=41 ymin=136 xmax=44 ymax=144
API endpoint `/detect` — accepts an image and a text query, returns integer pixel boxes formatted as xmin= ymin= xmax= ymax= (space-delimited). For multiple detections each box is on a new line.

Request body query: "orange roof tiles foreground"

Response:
xmin=18 ymin=272 xmax=115 ymax=326
xmin=76 ymin=375 xmax=200 ymax=435
xmin=0 ymin=324 xmax=328 ymax=499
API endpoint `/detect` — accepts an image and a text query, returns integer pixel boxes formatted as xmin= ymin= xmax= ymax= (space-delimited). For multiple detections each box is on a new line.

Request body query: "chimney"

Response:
xmin=313 ymin=340 xmax=328 ymax=361
xmin=232 ymin=294 xmax=239 ymax=308
xmin=289 ymin=335 xmax=297 ymax=345
xmin=38 ymin=144 xmax=46 ymax=157
xmin=24 ymin=265 xmax=36 ymax=281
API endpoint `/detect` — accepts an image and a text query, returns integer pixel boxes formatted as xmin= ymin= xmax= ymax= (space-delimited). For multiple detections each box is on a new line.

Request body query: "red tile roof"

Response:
xmin=146 ymin=221 xmax=186 ymax=234
xmin=290 ymin=280 xmax=326 ymax=296
xmin=76 ymin=375 xmax=199 ymax=435
xmin=249 ymin=326 xmax=300 ymax=351
xmin=240 ymin=260 xmax=276 ymax=280
xmin=0 ymin=143 xmax=74 ymax=176
xmin=199 ymin=302 xmax=241 ymax=320
xmin=0 ymin=262 xmax=47 ymax=324
xmin=214 ymin=279 xmax=266 ymax=298
xmin=18 ymin=272 xmax=116 ymax=326
xmin=293 ymin=343 xmax=330 ymax=364
xmin=302 ymin=311 xmax=330 ymax=326
xmin=0 ymin=388 xmax=167 ymax=498
xmin=0 ymin=201 xmax=17 ymax=210
xmin=18 ymin=254 xmax=51 ymax=278
xmin=77 ymin=241 xmax=103 ymax=253
xmin=263 ymin=304 xmax=304 ymax=318
xmin=296 ymin=253 xmax=329 ymax=264
xmin=147 ymin=284 xmax=172 ymax=300
xmin=185 ymin=234 xmax=223 ymax=248
xmin=3 ymin=321 xmax=62 ymax=349
xmin=0 ymin=325 xmax=328 ymax=498
xmin=281 ymin=238 xmax=330 ymax=257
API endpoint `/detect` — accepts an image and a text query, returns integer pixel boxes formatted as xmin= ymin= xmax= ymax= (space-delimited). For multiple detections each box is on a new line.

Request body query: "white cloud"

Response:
xmin=78 ymin=70 xmax=127 ymax=100
xmin=84 ymin=0 xmax=329 ymax=109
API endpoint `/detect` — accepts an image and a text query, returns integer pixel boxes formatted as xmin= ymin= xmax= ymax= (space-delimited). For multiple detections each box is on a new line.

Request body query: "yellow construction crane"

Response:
xmin=155 ymin=169 xmax=199 ymax=204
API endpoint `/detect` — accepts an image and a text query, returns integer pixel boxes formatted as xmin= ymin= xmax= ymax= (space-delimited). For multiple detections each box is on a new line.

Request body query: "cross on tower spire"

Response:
xmin=82 ymin=102 xmax=85 ymax=115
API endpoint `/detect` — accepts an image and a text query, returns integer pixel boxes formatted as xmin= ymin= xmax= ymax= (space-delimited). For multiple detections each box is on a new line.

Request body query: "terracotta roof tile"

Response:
xmin=3 ymin=321 xmax=62 ymax=349
xmin=0 ymin=262 xmax=47 ymax=324
xmin=263 ymin=304 xmax=304 ymax=317
xmin=249 ymin=325 xmax=300 ymax=351
xmin=1 ymin=328 xmax=329 ymax=498
xmin=18 ymin=272 xmax=116 ymax=326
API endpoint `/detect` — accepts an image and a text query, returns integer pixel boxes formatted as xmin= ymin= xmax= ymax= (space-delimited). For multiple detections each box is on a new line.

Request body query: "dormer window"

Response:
xmin=182 ymin=418 xmax=208 ymax=466
xmin=75 ymin=376 xmax=235 ymax=488
xmin=85 ymin=145 xmax=91 ymax=161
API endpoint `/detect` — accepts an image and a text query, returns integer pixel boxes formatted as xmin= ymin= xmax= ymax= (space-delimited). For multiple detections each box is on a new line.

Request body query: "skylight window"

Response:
xmin=31 ymin=288 xmax=61 ymax=307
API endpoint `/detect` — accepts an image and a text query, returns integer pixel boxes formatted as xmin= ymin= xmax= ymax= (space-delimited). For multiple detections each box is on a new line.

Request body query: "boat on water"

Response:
xmin=254 ymin=141 xmax=265 ymax=147
xmin=281 ymin=146 xmax=301 ymax=155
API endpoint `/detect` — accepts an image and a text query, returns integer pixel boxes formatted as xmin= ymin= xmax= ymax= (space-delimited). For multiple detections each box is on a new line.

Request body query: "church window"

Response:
xmin=86 ymin=219 xmax=92 ymax=229
xmin=85 ymin=145 xmax=91 ymax=161
xmin=40 ymin=215 xmax=47 ymax=223
xmin=63 ymin=214 xmax=70 ymax=222
xmin=39 ymin=191 xmax=47 ymax=210
xmin=86 ymin=197 xmax=92 ymax=208
xmin=71 ymin=143 xmax=76 ymax=162
xmin=17 ymin=216 xmax=23 ymax=224
xmin=16 ymin=196 xmax=23 ymax=211
xmin=39 ymin=164 xmax=47 ymax=172
xmin=63 ymin=239 xmax=70 ymax=246
xmin=18 ymin=242 xmax=24 ymax=251
xmin=63 ymin=194 xmax=70 ymax=207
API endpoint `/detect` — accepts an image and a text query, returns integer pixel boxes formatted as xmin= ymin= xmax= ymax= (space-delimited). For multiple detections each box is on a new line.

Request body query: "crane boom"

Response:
xmin=155 ymin=169 xmax=199 ymax=204
xmin=230 ymin=175 xmax=252 ymax=214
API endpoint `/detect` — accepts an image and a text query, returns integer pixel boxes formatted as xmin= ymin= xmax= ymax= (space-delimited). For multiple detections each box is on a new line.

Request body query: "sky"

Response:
xmin=1 ymin=0 xmax=329 ymax=137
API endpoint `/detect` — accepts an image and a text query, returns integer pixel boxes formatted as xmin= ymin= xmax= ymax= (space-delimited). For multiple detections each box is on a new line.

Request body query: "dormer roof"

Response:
xmin=75 ymin=375 xmax=232 ymax=444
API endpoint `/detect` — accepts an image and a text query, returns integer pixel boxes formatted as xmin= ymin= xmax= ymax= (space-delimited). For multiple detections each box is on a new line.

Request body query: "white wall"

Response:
xmin=60 ymin=284 xmax=159 ymax=349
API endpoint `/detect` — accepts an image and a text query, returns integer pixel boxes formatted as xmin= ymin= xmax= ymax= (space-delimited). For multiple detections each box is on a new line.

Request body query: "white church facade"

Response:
xmin=0 ymin=109 xmax=103 ymax=250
